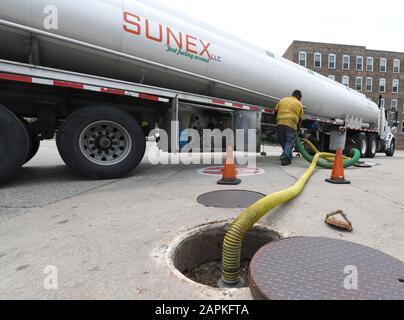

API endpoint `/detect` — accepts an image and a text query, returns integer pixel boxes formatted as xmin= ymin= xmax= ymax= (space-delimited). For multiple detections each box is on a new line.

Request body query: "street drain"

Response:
xmin=197 ymin=190 xmax=266 ymax=209
xmin=170 ymin=222 xmax=281 ymax=289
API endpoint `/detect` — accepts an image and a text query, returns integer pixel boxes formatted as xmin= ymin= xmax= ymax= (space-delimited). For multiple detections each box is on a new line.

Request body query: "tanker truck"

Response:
xmin=0 ymin=0 xmax=397 ymax=183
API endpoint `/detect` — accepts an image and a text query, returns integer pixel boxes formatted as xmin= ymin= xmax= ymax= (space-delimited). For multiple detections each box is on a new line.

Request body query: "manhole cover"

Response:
xmin=249 ymin=237 xmax=404 ymax=300
xmin=197 ymin=190 xmax=266 ymax=208
xmin=354 ymin=162 xmax=380 ymax=168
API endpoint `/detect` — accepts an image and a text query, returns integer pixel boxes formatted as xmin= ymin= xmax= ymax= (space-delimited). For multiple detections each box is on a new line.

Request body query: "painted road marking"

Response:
xmin=198 ymin=166 xmax=265 ymax=177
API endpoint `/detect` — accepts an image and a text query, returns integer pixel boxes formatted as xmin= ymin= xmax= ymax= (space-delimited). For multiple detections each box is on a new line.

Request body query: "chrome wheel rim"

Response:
xmin=361 ymin=140 xmax=367 ymax=155
xmin=371 ymin=139 xmax=377 ymax=154
xmin=79 ymin=121 xmax=132 ymax=166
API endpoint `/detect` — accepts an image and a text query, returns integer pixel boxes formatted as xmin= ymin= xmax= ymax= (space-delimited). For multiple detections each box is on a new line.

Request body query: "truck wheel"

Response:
xmin=0 ymin=104 xmax=30 ymax=184
xmin=386 ymin=139 xmax=395 ymax=157
xmin=57 ymin=106 xmax=146 ymax=180
xmin=26 ymin=138 xmax=40 ymax=164
xmin=21 ymin=119 xmax=41 ymax=164
xmin=356 ymin=134 xmax=368 ymax=158
xmin=366 ymin=135 xmax=377 ymax=159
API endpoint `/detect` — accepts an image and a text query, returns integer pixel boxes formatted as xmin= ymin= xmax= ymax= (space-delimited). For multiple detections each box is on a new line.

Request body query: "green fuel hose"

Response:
xmin=221 ymin=138 xmax=361 ymax=285
xmin=301 ymin=138 xmax=351 ymax=162
xmin=296 ymin=138 xmax=361 ymax=169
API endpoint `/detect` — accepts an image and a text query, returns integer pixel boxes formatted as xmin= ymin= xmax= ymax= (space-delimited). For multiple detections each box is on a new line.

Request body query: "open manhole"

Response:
xmin=170 ymin=222 xmax=281 ymax=288
xmin=197 ymin=190 xmax=266 ymax=209
xmin=249 ymin=237 xmax=404 ymax=300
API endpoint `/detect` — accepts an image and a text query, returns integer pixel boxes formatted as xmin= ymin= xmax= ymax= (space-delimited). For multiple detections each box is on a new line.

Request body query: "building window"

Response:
xmin=328 ymin=75 xmax=336 ymax=81
xmin=380 ymin=99 xmax=385 ymax=108
xmin=342 ymin=76 xmax=350 ymax=87
xmin=355 ymin=77 xmax=362 ymax=91
xmin=366 ymin=77 xmax=373 ymax=92
xmin=314 ymin=53 xmax=322 ymax=68
xmin=367 ymin=57 xmax=374 ymax=71
xmin=380 ymin=58 xmax=387 ymax=72
xmin=391 ymin=99 xmax=398 ymax=113
xmin=342 ymin=55 xmax=350 ymax=70
xmin=356 ymin=56 xmax=364 ymax=71
xmin=328 ymin=54 xmax=336 ymax=69
xmin=402 ymin=121 xmax=404 ymax=134
xmin=299 ymin=51 xmax=307 ymax=67
xmin=379 ymin=78 xmax=386 ymax=92
xmin=394 ymin=59 xmax=400 ymax=73
xmin=393 ymin=79 xmax=399 ymax=93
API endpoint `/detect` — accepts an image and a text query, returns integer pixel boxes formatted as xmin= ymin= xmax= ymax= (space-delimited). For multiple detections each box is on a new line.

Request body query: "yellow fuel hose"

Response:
xmin=221 ymin=140 xmax=361 ymax=284
xmin=221 ymin=152 xmax=322 ymax=284
xmin=302 ymin=139 xmax=350 ymax=162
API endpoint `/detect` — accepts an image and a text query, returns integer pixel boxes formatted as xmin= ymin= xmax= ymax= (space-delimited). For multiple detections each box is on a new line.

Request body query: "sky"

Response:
xmin=161 ymin=0 xmax=404 ymax=56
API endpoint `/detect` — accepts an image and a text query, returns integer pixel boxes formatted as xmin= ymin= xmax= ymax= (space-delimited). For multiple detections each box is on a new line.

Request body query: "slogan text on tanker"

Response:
xmin=123 ymin=12 xmax=222 ymax=63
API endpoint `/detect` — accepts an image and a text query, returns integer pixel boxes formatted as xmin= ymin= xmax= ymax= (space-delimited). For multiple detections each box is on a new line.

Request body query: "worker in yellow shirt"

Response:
xmin=275 ymin=90 xmax=304 ymax=166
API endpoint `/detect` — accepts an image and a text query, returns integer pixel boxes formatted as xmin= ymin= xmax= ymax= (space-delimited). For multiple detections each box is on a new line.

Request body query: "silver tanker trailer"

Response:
xmin=0 ymin=0 xmax=397 ymax=183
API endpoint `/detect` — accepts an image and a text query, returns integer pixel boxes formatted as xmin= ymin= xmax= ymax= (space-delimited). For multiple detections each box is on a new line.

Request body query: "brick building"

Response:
xmin=283 ymin=40 xmax=404 ymax=149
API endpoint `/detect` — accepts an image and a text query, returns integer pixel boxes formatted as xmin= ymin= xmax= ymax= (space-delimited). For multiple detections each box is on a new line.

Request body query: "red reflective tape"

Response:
xmin=0 ymin=73 xmax=32 ymax=83
xmin=250 ymin=107 xmax=260 ymax=111
xmin=212 ymin=99 xmax=226 ymax=105
xmin=139 ymin=93 xmax=160 ymax=101
xmin=232 ymin=103 xmax=244 ymax=109
xmin=54 ymin=80 xmax=84 ymax=89
xmin=264 ymin=108 xmax=275 ymax=114
xmin=101 ymin=88 xmax=125 ymax=95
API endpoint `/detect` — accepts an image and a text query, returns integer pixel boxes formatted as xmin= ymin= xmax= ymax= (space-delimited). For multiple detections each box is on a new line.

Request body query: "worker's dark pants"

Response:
xmin=277 ymin=125 xmax=297 ymax=162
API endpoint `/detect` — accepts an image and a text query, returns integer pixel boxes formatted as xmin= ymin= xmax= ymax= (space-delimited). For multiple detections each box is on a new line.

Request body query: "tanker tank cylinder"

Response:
xmin=0 ymin=0 xmax=380 ymax=124
xmin=138 ymin=69 xmax=148 ymax=84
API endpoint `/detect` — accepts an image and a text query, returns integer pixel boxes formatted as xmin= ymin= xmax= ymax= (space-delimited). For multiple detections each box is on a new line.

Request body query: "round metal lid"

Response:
xmin=197 ymin=190 xmax=265 ymax=209
xmin=249 ymin=237 xmax=404 ymax=300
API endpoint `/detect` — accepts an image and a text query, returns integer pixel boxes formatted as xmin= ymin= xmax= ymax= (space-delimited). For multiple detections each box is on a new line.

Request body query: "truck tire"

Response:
xmin=366 ymin=135 xmax=377 ymax=159
xmin=21 ymin=119 xmax=41 ymax=164
xmin=356 ymin=134 xmax=368 ymax=158
xmin=57 ymin=106 xmax=146 ymax=180
xmin=386 ymin=139 xmax=395 ymax=157
xmin=27 ymin=138 xmax=41 ymax=163
xmin=0 ymin=104 xmax=30 ymax=184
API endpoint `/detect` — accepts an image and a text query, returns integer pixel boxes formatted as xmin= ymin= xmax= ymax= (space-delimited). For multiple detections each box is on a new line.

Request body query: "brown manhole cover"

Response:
xmin=197 ymin=190 xmax=266 ymax=209
xmin=249 ymin=237 xmax=404 ymax=300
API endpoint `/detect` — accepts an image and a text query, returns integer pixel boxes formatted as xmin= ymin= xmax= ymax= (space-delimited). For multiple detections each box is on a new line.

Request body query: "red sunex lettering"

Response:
xmin=185 ymin=35 xmax=198 ymax=55
xmin=123 ymin=11 xmax=214 ymax=59
xmin=145 ymin=19 xmax=163 ymax=43
xmin=166 ymin=27 xmax=183 ymax=49
xmin=199 ymin=40 xmax=212 ymax=58
xmin=123 ymin=12 xmax=141 ymax=35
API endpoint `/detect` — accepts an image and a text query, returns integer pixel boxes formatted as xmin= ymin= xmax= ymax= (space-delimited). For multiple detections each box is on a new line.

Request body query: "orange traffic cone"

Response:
xmin=326 ymin=148 xmax=351 ymax=185
xmin=218 ymin=146 xmax=241 ymax=185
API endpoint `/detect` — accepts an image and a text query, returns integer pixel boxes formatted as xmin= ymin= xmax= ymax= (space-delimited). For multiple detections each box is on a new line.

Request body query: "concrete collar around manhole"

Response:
xmin=165 ymin=221 xmax=282 ymax=295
